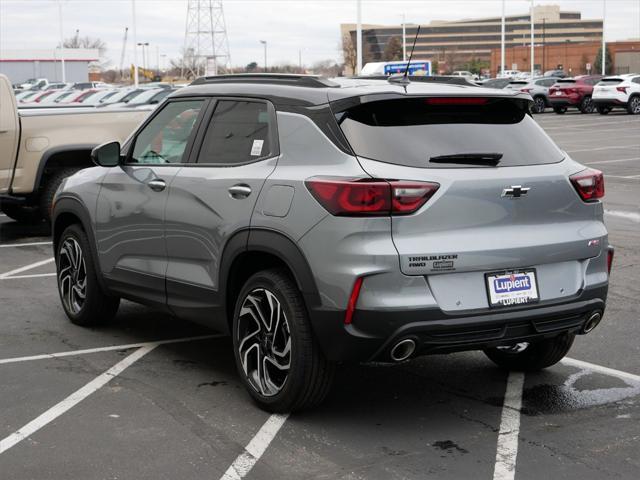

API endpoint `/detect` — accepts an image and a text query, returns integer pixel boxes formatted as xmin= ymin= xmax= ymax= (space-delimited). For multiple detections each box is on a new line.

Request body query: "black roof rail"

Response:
xmin=190 ymin=74 xmax=340 ymax=88
xmin=350 ymin=75 xmax=476 ymax=87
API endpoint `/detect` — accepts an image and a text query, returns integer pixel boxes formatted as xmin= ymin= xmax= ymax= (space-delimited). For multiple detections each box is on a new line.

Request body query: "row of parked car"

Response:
xmin=481 ymin=73 xmax=640 ymax=115
xmin=14 ymin=81 xmax=181 ymax=110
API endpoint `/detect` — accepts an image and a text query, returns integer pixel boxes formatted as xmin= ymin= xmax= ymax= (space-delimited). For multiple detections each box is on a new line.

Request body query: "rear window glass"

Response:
xmin=599 ymin=78 xmax=622 ymax=84
xmin=557 ymin=79 xmax=576 ymax=84
xmin=335 ymin=97 xmax=564 ymax=168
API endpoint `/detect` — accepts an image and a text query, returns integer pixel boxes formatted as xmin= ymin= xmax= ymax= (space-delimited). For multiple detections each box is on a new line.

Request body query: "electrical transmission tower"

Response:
xmin=181 ymin=0 xmax=231 ymax=78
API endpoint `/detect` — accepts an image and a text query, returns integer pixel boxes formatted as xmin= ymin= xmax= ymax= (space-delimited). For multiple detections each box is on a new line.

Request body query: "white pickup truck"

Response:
xmin=0 ymin=74 xmax=151 ymax=223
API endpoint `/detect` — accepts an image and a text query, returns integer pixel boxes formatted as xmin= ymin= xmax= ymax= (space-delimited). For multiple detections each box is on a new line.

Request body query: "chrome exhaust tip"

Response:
xmin=582 ymin=311 xmax=602 ymax=334
xmin=390 ymin=339 xmax=416 ymax=362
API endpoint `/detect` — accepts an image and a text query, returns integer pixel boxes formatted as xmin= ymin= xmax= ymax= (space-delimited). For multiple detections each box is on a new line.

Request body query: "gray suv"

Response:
xmin=506 ymin=77 xmax=559 ymax=113
xmin=52 ymin=74 xmax=612 ymax=412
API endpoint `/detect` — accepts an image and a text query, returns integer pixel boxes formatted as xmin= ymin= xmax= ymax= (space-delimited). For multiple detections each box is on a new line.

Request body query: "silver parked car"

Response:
xmin=506 ymin=77 xmax=560 ymax=113
xmin=52 ymin=74 xmax=612 ymax=412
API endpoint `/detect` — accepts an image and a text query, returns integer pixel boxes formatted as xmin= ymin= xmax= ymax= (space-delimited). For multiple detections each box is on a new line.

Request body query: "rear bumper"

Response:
xmin=549 ymin=98 xmax=580 ymax=107
xmin=592 ymin=98 xmax=627 ymax=107
xmin=309 ymin=284 xmax=608 ymax=362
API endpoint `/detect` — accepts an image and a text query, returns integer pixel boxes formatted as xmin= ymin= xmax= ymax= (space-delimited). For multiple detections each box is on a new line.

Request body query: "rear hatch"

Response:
xmin=593 ymin=78 xmax=624 ymax=97
xmin=550 ymin=79 xmax=579 ymax=97
xmin=333 ymin=95 xmax=606 ymax=311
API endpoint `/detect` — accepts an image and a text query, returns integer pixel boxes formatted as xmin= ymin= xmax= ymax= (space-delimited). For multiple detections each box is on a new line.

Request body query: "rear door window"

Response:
xmin=335 ymin=97 xmax=564 ymax=168
xmin=196 ymin=100 xmax=274 ymax=165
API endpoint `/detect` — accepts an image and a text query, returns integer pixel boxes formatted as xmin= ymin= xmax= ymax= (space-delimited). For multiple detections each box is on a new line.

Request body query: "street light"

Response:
xmin=137 ymin=42 xmax=149 ymax=70
xmin=260 ymin=40 xmax=267 ymax=72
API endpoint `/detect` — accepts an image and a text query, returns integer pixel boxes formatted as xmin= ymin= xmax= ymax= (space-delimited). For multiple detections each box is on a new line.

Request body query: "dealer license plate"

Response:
xmin=486 ymin=269 xmax=539 ymax=308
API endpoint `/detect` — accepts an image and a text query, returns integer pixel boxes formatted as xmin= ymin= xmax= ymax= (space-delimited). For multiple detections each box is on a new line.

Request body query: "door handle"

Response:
xmin=147 ymin=179 xmax=166 ymax=192
xmin=228 ymin=184 xmax=252 ymax=199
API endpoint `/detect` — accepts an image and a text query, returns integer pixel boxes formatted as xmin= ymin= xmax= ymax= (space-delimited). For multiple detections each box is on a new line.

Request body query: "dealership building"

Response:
xmin=0 ymin=48 xmax=99 ymax=85
xmin=342 ymin=5 xmax=603 ymax=72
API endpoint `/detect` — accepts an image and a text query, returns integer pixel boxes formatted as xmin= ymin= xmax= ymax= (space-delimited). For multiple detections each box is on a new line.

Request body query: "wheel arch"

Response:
xmin=221 ymin=228 xmax=321 ymax=329
xmin=35 ymin=144 xmax=97 ymax=191
xmin=52 ymin=196 xmax=109 ymax=292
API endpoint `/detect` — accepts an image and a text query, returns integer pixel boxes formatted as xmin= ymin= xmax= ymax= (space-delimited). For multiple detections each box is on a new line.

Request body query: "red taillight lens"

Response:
xmin=569 ymin=168 xmax=605 ymax=201
xmin=344 ymin=276 xmax=364 ymax=325
xmin=616 ymin=86 xmax=629 ymax=93
xmin=607 ymin=247 xmax=614 ymax=274
xmin=425 ymin=97 xmax=488 ymax=105
xmin=549 ymin=88 xmax=557 ymax=94
xmin=520 ymin=88 xmax=533 ymax=93
xmin=305 ymin=178 xmax=439 ymax=216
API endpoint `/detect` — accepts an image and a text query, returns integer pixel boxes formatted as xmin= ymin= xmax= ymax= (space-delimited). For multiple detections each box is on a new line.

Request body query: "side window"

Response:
xmin=130 ymin=100 xmax=204 ymax=164
xmin=196 ymin=100 xmax=273 ymax=165
xmin=633 ymin=77 xmax=640 ymax=84
xmin=543 ymin=79 xmax=555 ymax=87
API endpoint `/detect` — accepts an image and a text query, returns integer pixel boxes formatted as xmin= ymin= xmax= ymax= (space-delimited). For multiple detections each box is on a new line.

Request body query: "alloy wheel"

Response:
xmin=631 ymin=97 xmax=640 ymax=114
xmin=534 ymin=97 xmax=545 ymax=113
xmin=58 ymin=237 xmax=87 ymax=314
xmin=237 ymin=288 xmax=292 ymax=397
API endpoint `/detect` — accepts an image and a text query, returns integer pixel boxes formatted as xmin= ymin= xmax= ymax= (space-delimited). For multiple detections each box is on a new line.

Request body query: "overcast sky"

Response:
xmin=1 ymin=0 xmax=639 ymax=69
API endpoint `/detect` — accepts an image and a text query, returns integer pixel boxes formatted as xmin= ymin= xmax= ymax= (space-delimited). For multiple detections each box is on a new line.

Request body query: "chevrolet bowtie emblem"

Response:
xmin=502 ymin=185 xmax=531 ymax=198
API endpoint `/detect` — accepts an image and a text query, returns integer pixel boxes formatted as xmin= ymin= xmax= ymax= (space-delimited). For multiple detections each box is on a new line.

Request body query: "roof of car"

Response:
xmin=172 ymin=74 xmax=528 ymax=107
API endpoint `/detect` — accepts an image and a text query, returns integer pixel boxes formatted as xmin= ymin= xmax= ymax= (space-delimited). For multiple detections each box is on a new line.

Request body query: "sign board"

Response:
xmin=586 ymin=63 xmax=591 ymax=70
xmin=383 ymin=61 xmax=431 ymax=76
xmin=512 ymin=63 xmax=518 ymax=70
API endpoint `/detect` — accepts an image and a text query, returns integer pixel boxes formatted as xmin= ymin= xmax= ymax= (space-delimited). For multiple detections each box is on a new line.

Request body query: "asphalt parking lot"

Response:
xmin=1 ymin=111 xmax=639 ymax=479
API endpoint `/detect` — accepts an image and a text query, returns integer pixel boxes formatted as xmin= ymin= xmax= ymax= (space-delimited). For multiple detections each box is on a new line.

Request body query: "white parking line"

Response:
xmin=0 ymin=334 xmax=222 ymax=365
xmin=0 ymin=258 xmax=54 ymax=279
xmin=0 ymin=241 xmax=52 ymax=248
xmin=563 ymin=357 xmax=640 ymax=383
xmin=0 ymin=344 xmax=156 ymax=455
xmin=220 ymin=413 xmax=290 ymax=480
xmin=0 ymin=272 xmax=56 ymax=280
xmin=585 ymin=156 xmax=640 ymax=165
xmin=492 ymin=371 xmax=525 ymax=480
xmin=566 ymin=145 xmax=640 ymax=154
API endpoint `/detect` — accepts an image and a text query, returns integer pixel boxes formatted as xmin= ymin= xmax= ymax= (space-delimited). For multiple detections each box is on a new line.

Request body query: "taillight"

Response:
xmin=549 ymin=88 xmax=557 ymax=94
xmin=520 ymin=88 xmax=533 ymax=93
xmin=305 ymin=178 xmax=439 ymax=216
xmin=607 ymin=247 xmax=614 ymax=274
xmin=616 ymin=86 xmax=629 ymax=93
xmin=569 ymin=168 xmax=605 ymax=201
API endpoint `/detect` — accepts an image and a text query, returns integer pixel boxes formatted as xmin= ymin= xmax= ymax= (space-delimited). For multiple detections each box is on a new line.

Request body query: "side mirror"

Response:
xmin=91 ymin=141 xmax=121 ymax=167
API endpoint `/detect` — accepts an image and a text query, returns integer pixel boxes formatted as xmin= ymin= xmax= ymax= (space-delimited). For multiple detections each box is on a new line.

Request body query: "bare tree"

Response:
xmin=63 ymin=35 xmax=107 ymax=57
xmin=383 ymin=36 xmax=403 ymax=61
xmin=341 ymin=34 xmax=357 ymax=75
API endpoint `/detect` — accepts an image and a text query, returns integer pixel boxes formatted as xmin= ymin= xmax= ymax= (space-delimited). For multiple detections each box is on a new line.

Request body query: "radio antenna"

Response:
xmin=389 ymin=25 xmax=421 ymax=85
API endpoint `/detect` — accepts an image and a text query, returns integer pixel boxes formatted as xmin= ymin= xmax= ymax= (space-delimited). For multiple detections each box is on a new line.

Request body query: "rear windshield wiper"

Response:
xmin=429 ymin=153 xmax=502 ymax=165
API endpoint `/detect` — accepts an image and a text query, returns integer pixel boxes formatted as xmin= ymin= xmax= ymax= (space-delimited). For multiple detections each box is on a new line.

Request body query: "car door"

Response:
xmin=164 ymin=98 xmax=278 ymax=326
xmin=0 ymin=75 xmax=19 ymax=193
xmin=95 ymin=98 xmax=207 ymax=306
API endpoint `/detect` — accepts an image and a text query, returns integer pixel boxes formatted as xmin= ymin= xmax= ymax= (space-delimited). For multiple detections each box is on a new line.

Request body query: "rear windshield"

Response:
xmin=335 ymin=97 xmax=564 ymax=168
xmin=557 ymin=79 xmax=577 ymax=84
xmin=599 ymin=78 xmax=622 ymax=84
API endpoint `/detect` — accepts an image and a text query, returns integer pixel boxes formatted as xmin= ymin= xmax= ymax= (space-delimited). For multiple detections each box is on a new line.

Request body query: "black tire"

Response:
xmin=56 ymin=224 xmax=119 ymax=326
xmin=484 ymin=333 xmax=575 ymax=372
xmin=0 ymin=203 xmax=42 ymax=223
xmin=627 ymin=95 xmax=640 ymax=115
xmin=579 ymin=96 xmax=595 ymax=114
xmin=532 ymin=96 xmax=546 ymax=114
xmin=553 ymin=106 xmax=567 ymax=114
xmin=40 ymin=167 xmax=81 ymax=223
xmin=597 ymin=105 xmax=612 ymax=115
xmin=232 ymin=268 xmax=335 ymax=412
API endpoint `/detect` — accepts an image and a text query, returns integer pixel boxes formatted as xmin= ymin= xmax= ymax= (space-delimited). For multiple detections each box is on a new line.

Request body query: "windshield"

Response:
xmin=335 ymin=97 xmax=564 ymax=168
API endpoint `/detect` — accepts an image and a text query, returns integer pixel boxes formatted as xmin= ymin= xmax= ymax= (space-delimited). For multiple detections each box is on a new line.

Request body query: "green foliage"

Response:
xmin=594 ymin=46 xmax=613 ymax=75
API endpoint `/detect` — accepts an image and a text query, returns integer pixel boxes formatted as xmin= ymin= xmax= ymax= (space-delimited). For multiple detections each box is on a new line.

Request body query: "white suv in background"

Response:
xmin=593 ymin=74 xmax=640 ymax=114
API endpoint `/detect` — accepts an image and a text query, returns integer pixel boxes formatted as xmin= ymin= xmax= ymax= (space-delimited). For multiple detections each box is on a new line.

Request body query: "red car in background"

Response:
xmin=548 ymin=75 xmax=603 ymax=114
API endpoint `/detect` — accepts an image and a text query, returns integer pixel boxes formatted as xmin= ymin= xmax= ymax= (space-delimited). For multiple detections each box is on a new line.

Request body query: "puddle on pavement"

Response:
xmin=522 ymin=368 xmax=640 ymax=415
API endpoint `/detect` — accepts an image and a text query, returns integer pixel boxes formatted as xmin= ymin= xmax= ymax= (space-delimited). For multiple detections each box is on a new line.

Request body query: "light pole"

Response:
xmin=402 ymin=13 xmax=406 ymax=62
xmin=500 ymin=0 xmax=505 ymax=77
xmin=137 ymin=42 xmax=149 ymax=70
xmin=530 ymin=0 xmax=535 ymax=77
xmin=131 ymin=0 xmax=138 ymax=86
xmin=57 ymin=0 xmax=66 ymax=83
xmin=260 ymin=40 xmax=267 ymax=72
xmin=356 ymin=0 xmax=362 ymax=74
xmin=602 ymin=0 xmax=607 ymax=75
